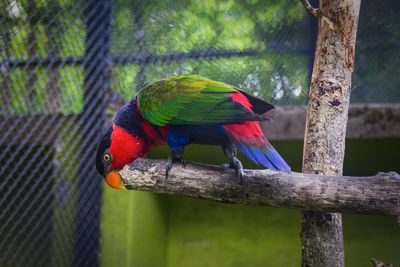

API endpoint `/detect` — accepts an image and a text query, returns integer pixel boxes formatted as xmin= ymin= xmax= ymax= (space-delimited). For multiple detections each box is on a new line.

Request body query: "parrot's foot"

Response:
xmin=166 ymin=155 xmax=187 ymax=178
xmin=221 ymin=157 xmax=244 ymax=184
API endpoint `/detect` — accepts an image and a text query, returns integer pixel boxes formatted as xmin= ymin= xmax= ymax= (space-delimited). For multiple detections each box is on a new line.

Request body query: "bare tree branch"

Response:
xmin=300 ymin=0 xmax=319 ymax=18
xmin=120 ymin=158 xmax=400 ymax=220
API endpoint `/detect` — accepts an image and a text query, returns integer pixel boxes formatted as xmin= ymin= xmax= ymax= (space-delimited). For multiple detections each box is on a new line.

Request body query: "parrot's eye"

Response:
xmin=103 ymin=153 xmax=111 ymax=162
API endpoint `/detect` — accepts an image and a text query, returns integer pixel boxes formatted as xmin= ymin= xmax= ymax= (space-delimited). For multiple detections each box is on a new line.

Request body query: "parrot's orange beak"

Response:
xmin=105 ymin=170 xmax=126 ymax=190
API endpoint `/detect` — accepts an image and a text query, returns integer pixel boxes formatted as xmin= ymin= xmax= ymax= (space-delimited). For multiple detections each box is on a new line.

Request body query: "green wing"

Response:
xmin=137 ymin=75 xmax=258 ymax=126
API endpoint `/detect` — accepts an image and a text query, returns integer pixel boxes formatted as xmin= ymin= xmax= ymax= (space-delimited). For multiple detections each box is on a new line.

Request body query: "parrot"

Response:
xmin=96 ymin=75 xmax=290 ymax=189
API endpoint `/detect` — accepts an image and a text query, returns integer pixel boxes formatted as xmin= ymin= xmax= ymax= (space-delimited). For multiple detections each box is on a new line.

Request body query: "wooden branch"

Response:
xmin=120 ymin=158 xmax=400 ymax=218
xmin=300 ymin=0 xmax=319 ymax=18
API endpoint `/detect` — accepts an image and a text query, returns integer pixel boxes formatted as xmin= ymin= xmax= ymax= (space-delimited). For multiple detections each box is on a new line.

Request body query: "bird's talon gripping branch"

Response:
xmin=220 ymin=163 xmax=230 ymax=174
xmin=181 ymin=157 xmax=187 ymax=167
xmin=166 ymin=156 xmax=173 ymax=178
xmin=220 ymin=158 xmax=244 ymax=184
xmin=165 ymin=155 xmax=187 ymax=178
xmin=232 ymin=157 xmax=244 ymax=184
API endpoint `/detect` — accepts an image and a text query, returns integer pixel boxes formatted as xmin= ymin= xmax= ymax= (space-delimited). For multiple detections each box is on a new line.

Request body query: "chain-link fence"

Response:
xmin=0 ymin=0 xmax=398 ymax=266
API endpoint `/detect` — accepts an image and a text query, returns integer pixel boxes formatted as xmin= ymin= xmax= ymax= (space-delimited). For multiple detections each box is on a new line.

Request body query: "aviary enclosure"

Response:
xmin=0 ymin=0 xmax=399 ymax=266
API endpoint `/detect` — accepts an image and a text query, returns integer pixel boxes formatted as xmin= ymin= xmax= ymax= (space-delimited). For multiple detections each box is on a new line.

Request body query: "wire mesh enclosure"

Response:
xmin=0 ymin=0 xmax=399 ymax=266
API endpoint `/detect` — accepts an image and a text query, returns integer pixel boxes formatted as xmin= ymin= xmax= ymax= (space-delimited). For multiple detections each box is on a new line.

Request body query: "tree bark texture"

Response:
xmin=119 ymin=158 xmax=400 ymax=218
xmin=301 ymin=1 xmax=361 ymax=267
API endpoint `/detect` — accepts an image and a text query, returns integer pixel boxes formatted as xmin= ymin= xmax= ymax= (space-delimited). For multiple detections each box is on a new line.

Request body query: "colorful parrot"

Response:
xmin=96 ymin=75 xmax=290 ymax=189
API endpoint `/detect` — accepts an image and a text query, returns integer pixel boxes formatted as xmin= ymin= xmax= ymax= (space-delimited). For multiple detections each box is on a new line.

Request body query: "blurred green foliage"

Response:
xmin=4 ymin=0 xmax=399 ymax=117
xmin=111 ymin=0 xmax=309 ymax=105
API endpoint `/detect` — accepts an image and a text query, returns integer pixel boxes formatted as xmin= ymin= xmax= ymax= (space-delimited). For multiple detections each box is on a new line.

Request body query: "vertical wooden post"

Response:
xmin=75 ymin=0 xmax=112 ymax=265
xmin=300 ymin=0 xmax=361 ymax=266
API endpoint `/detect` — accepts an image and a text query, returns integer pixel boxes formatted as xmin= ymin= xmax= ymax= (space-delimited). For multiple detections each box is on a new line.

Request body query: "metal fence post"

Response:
xmin=74 ymin=0 xmax=112 ymax=265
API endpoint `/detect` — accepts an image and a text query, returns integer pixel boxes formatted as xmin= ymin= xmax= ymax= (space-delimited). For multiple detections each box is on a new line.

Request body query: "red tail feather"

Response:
xmin=223 ymin=121 xmax=268 ymax=147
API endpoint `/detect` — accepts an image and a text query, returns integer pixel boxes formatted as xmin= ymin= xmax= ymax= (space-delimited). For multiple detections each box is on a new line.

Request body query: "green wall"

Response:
xmin=101 ymin=139 xmax=400 ymax=267
xmin=100 ymin=190 xmax=168 ymax=267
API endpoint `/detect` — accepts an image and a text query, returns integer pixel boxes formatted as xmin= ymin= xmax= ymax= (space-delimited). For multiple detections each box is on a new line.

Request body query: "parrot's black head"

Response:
xmin=96 ymin=126 xmax=113 ymax=177
xmin=96 ymin=98 xmax=149 ymax=189
xmin=96 ymin=117 xmax=147 ymax=189
xmin=96 ymin=125 xmax=127 ymax=190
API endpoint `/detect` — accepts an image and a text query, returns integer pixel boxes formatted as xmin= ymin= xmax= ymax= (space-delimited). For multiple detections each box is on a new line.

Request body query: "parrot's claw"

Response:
xmin=166 ymin=155 xmax=187 ymax=178
xmin=180 ymin=157 xmax=187 ymax=166
xmin=221 ymin=157 xmax=244 ymax=184
xmin=220 ymin=163 xmax=230 ymax=174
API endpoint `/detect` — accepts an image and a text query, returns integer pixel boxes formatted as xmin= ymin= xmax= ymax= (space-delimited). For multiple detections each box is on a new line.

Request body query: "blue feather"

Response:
xmin=237 ymin=143 xmax=291 ymax=172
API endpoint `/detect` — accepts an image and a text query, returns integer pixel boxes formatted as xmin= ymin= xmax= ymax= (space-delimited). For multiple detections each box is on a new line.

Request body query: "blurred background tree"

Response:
xmin=1 ymin=0 xmax=399 ymax=114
